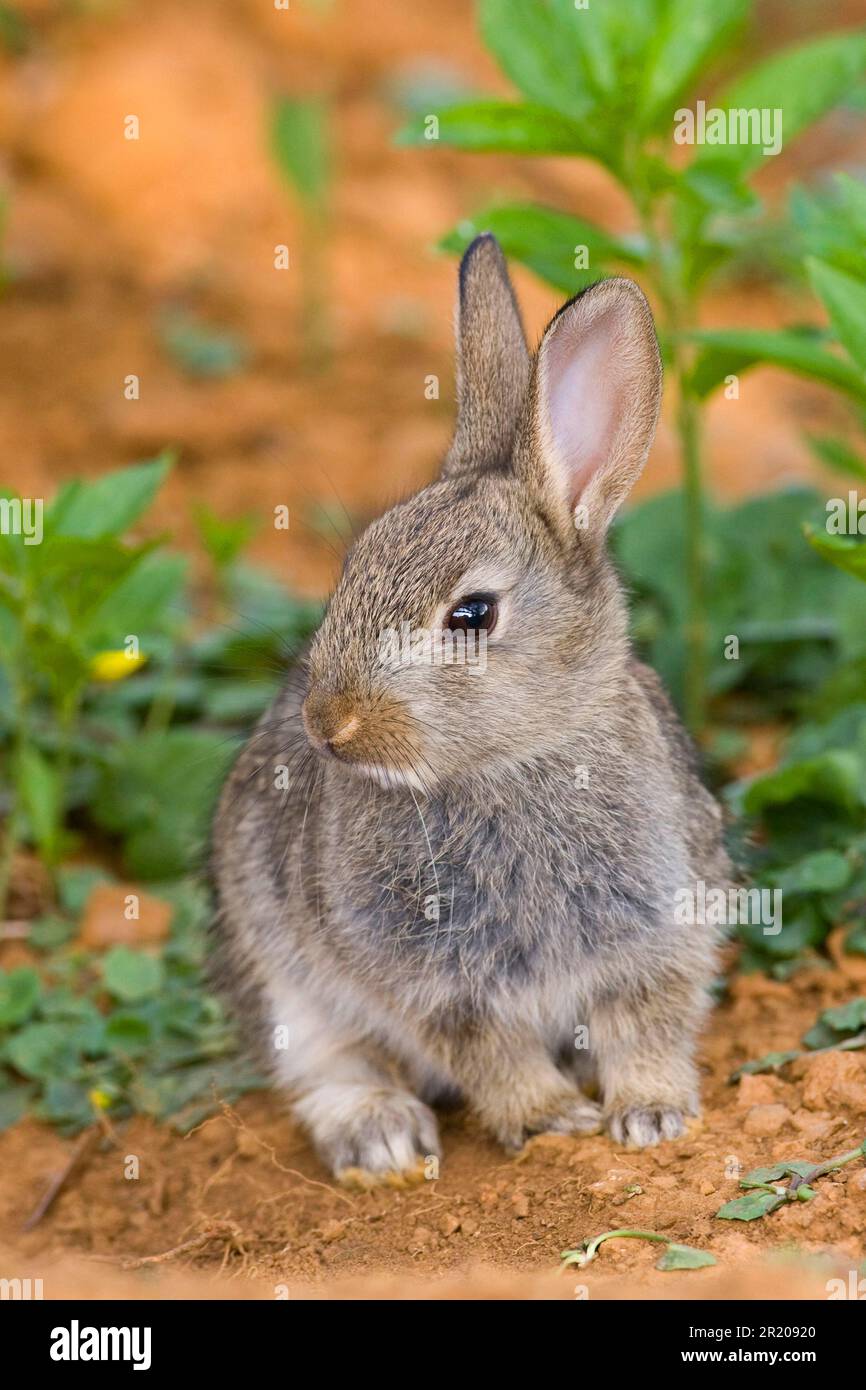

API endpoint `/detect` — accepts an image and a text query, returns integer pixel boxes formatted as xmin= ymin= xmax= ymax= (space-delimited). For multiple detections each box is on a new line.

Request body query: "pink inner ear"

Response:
xmin=545 ymin=308 xmax=623 ymax=509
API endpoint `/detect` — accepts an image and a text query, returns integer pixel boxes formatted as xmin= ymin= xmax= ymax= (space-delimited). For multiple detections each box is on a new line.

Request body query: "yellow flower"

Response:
xmin=89 ymin=1089 xmax=113 ymax=1111
xmin=88 ymin=650 xmax=147 ymax=682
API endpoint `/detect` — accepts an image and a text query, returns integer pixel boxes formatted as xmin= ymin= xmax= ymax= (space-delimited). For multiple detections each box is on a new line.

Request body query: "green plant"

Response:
xmin=690 ymin=190 xmax=866 ymax=971
xmin=397 ymin=0 xmax=866 ymax=729
xmin=0 ymin=3 xmax=29 ymax=57
xmin=159 ymin=309 xmax=249 ymax=380
xmin=716 ymin=1139 xmax=866 ymax=1222
xmin=0 ymin=460 xmax=322 ymax=1133
xmin=270 ymin=95 xmax=333 ymax=366
xmin=0 ymin=458 xmax=321 ymax=904
xmin=562 ymin=1228 xmax=716 ymax=1271
xmin=0 ymin=878 xmax=265 ymax=1135
xmin=607 ymin=482 xmax=866 ymax=970
xmin=693 ymin=172 xmax=866 ymax=515
xmin=0 ymin=455 xmax=183 ymax=906
xmin=194 ymin=503 xmax=259 ymax=579
xmin=731 ymin=998 xmax=866 ymax=1079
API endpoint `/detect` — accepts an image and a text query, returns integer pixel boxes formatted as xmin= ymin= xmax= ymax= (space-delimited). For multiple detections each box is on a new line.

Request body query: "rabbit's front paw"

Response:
xmin=314 ymin=1086 xmax=440 ymax=1189
xmin=606 ymin=1105 xmax=686 ymax=1148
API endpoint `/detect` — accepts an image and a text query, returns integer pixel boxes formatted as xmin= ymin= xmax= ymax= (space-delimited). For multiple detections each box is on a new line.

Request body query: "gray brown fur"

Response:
xmin=210 ymin=236 xmax=731 ymax=1180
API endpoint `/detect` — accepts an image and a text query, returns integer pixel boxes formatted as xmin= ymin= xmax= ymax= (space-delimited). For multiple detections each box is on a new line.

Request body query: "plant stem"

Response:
xmin=799 ymin=1137 xmax=866 ymax=1186
xmin=0 ymin=812 xmax=17 ymax=922
xmin=562 ymin=1226 xmax=670 ymax=1266
xmin=0 ymin=669 xmax=28 ymax=920
xmin=632 ymin=173 xmax=707 ymax=731
xmin=678 ymin=381 xmax=707 ymax=732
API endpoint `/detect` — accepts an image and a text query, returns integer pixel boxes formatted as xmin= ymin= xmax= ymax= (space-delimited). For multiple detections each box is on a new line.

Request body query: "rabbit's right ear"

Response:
xmin=441 ymin=234 xmax=531 ymax=479
xmin=515 ymin=278 xmax=662 ymax=549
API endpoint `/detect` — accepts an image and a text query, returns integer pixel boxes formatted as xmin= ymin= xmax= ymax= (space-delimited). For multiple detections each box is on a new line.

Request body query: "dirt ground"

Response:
xmin=2 ymin=937 xmax=865 ymax=1299
xmin=2 ymin=0 xmax=866 ymax=1299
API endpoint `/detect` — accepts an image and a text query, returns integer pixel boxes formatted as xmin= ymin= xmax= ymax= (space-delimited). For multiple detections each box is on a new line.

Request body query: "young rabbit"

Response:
xmin=210 ymin=235 xmax=731 ymax=1185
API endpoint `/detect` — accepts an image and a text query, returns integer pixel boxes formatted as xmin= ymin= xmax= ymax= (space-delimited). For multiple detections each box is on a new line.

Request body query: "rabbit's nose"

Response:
xmin=302 ymin=690 xmax=360 ymax=753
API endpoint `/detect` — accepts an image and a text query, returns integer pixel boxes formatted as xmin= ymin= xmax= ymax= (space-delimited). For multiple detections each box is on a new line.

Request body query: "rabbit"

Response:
xmin=209 ymin=234 xmax=732 ymax=1187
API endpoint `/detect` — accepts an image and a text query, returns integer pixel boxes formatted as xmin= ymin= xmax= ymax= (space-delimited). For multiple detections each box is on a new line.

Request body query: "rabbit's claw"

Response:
xmin=337 ymin=1159 xmax=428 ymax=1191
xmin=606 ymin=1105 xmax=685 ymax=1148
xmin=320 ymin=1087 xmax=439 ymax=1187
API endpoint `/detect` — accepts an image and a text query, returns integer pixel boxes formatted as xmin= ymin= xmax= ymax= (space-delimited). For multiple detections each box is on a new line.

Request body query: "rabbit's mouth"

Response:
xmin=350 ymin=761 xmax=428 ymax=794
xmin=301 ymin=688 xmax=429 ymax=793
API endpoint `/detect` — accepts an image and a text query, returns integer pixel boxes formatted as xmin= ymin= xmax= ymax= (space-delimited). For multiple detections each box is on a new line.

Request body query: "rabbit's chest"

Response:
xmin=326 ymin=777 xmax=667 ymax=991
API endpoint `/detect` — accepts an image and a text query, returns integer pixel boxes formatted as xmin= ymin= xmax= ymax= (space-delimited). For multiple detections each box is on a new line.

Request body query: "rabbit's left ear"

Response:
xmin=516 ymin=278 xmax=662 ymax=546
xmin=442 ymin=234 xmax=531 ymax=478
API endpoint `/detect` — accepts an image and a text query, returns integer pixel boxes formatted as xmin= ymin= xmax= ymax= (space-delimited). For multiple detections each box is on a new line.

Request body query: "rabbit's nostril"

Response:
xmin=301 ymin=693 xmax=360 ymax=753
xmin=329 ymin=714 xmax=359 ymax=748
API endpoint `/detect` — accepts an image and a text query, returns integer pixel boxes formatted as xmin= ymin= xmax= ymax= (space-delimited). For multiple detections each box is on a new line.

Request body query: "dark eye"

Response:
xmin=446 ymin=593 xmax=498 ymax=634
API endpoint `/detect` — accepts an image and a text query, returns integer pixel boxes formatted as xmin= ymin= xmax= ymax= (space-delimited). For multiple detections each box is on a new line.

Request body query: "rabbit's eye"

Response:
xmin=447 ymin=593 xmax=498 ymax=634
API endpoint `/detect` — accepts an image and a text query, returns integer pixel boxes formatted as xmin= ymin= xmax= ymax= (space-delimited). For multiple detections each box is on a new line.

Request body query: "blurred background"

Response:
xmin=1 ymin=0 xmax=865 ymax=596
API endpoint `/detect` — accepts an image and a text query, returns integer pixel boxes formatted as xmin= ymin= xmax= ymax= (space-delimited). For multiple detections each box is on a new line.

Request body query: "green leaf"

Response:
xmin=90 ymin=728 xmax=239 ymax=879
xmin=791 ymin=176 xmax=866 ymax=281
xmin=778 ymin=849 xmax=852 ymax=894
xmin=847 ymin=921 xmax=866 ymax=956
xmin=396 ymin=100 xmax=591 ymax=155
xmin=0 ymin=967 xmax=41 ymax=1026
xmin=49 ymin=455 xmax=172 ymax=540
xmin=806 ymin=529 xmax=866 ymax=584
xmin=716 ymin=1190 xmax=786 ymax=1221
xmin=84 ymin=549 xmax=187 ymax=649
xmin=820 ymin=998 xmax=866 ymax=1035
xmin=807 ymin=258 xmax=866 ymax=374
xmin=807 ymin=434 xmax=866 ymax=482
xmin=159 ymin=313 xmax=248 ymax=380
xmin=655 ymin=1242 xmax=717 ymax=1271
xmin=37 ymin=1078 xmax=96 ymax=1132
xmin=478 ymin=0 xmax=598 ymax=124
xmin=6 ymin=1022 xmax=80 ymax=1080
xmin=641 ymin=0 xmax=749 ymax=127
xmin=194 ymin=505 xmax=258 ymax=572
xmin=0 ymin=1085 xmax=31 ymax=1130
xmin=730 ymin=1049 xmax=801 ymax=1080
xmin=0 ymin=4 xmax=31 ymax=56
xmin=801 ymin=1020 xmax=839 ymax=1050
xmin=440 ymin=202 xmax=646 ymax=295
xmin=28 ymin=916 xmax=76 ymax=952
xmin=101 ymin=947 xmax=164 ymax=1003
xmin=690 ymin=329 xmax=866 ymax=401
xmin=104 ymin=1013 xmax=153 ymax=1056
xmin=742 ymin=750 xmax=864 ymax=816
xmin=271 ymin=96 xmax=331 ymax=210
xmin=57 ymin=865 xmax=113 ymax=917
xmin=741 ymin=1161 xmax=814 ymax=1186
xmin=693 ymin=29 xmax=866 ymax=178
xmin=18 ymin=745 xmax=62 ymax=860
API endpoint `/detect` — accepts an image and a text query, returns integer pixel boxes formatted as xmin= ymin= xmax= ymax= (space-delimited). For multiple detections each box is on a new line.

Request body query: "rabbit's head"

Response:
xmin=302 ymin=235 xmax=662 ymax=792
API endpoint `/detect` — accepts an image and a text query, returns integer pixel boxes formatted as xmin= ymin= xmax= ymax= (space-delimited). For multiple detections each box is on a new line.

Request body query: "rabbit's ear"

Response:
xmin=442 ymin=234 xmax=531 ymax=478
xmin=517 ymin=278 xmax=661 ymax=545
